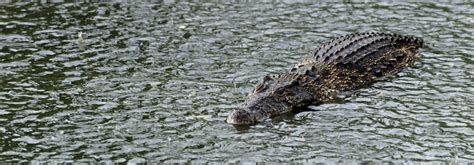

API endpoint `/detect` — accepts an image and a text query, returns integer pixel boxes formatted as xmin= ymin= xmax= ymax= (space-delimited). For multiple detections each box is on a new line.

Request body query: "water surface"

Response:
xmin=0 ymin=1 xmax=473 ymax=163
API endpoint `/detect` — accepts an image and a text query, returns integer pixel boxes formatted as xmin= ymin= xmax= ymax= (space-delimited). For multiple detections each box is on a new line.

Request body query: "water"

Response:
xmin=0 ymin=1 xmax=473 ymax=164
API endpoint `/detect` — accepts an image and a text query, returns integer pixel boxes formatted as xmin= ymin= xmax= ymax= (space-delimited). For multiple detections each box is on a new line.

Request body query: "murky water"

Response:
xmin=0 ymin=1 xmax=473 ymax=163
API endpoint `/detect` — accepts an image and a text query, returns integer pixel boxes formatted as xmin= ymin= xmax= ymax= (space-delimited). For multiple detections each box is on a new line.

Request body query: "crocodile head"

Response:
xmin=227 ymin=74 xmax=309 ymax=125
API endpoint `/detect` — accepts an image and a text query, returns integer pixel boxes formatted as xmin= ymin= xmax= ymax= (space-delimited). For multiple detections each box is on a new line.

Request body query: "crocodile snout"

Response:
xmin=226 ymin=108 xmax=257 ymax=125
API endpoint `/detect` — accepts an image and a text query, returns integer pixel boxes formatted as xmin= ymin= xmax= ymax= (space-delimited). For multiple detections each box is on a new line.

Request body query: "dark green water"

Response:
xmin=0 ymin=1 xmax=473 ymax=164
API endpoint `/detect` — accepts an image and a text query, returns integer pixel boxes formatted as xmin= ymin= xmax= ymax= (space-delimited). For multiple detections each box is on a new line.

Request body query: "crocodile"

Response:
xmin=227 ymin=32 xmax=423 ymax=125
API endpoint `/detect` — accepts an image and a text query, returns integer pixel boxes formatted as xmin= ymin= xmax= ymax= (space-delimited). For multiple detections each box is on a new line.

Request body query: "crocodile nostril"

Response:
xmin=227 ymin=109 xmax=253 ymax=125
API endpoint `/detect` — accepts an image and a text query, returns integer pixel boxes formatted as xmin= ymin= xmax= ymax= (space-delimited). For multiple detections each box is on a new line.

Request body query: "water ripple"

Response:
xmin=0 ymin=1 xmax=472 ymax=164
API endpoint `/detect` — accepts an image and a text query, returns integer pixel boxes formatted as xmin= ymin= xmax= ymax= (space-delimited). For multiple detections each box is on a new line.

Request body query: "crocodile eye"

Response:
xmin=273 ymin=87 xmax=285 ymax=95
xmin=254 ymin=75 xmax=274 ymax=93
xmin=254 ymin=82 xmax=267 ymax=93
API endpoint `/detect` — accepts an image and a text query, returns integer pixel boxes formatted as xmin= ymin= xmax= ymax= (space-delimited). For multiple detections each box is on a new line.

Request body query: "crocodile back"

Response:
xmin=305 ymin=32 xmax=423 ymax=66
xmin=302 ymin=32 xmax=424 ymax=91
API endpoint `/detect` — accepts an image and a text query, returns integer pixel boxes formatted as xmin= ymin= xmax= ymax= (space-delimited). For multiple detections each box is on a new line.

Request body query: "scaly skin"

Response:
xmin=227 ymin=32 xmax=423 ymax=125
